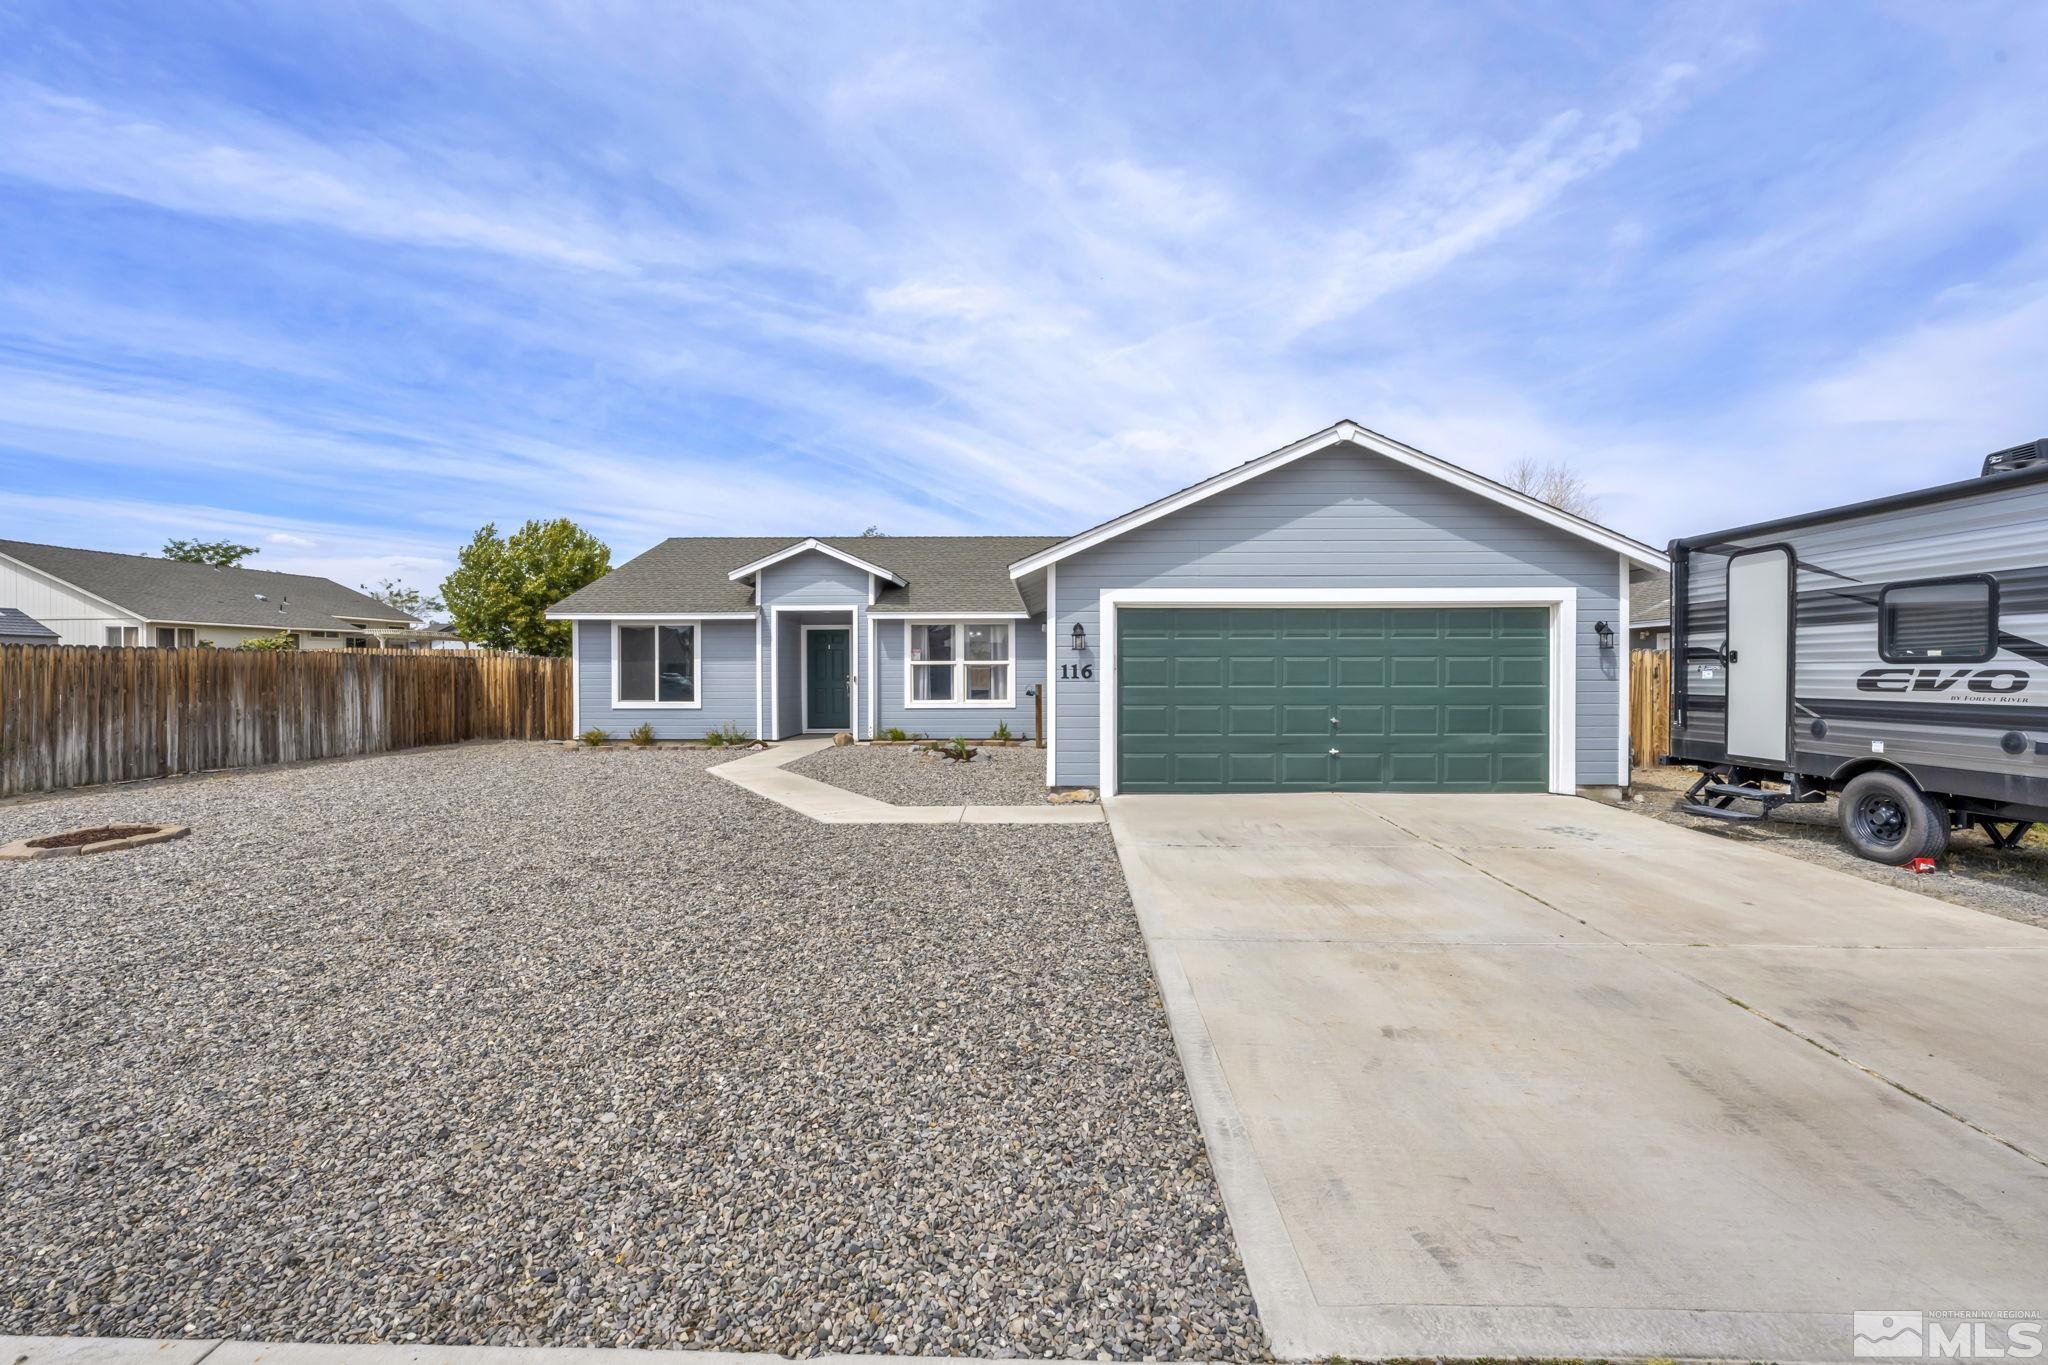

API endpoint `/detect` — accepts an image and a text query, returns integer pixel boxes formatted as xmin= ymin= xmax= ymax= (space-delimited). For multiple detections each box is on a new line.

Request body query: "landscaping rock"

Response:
xmin=1048 ymin=788 xmax=1100 ymax=806
xmin=831 ymin=730 xmax=854 ymax=747
xmin=790 ymin=743 xmax=1049 ymax=807
xmin=0 ymin=743 xmax=1261 ymax=1359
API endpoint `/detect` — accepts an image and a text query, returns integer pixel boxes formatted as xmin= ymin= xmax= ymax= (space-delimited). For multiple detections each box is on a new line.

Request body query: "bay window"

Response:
xmin=908 ymin=620 xmax=1012 ymax=705
xmin=614 ymin=621 xmax=699 ymax=706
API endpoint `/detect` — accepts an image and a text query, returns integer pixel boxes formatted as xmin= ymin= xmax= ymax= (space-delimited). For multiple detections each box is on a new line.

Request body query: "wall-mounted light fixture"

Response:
xmin=1594 ymin=619 xmax=1615 ymax=649
xmin=1070 ymin=622 xmax=1087 ymax=652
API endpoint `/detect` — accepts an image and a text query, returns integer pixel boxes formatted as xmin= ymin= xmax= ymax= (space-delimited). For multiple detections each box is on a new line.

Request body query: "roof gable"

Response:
xmin=1009 ymin=421 xmax=1667 ymax=577
xmin=727 ymin=538 xmax=906 ymax=585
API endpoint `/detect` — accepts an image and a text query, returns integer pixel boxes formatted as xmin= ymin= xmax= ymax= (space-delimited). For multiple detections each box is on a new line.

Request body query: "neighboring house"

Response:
xmin=1630 ymin=570 xmax=1671 ymax=651
xmin=549 ymin=421 xmax=1668 ymax=795
xmin=0 ymin=606 xmax=60 ymax=645
xmin=0 ymin=539 xmax=417 ymax=648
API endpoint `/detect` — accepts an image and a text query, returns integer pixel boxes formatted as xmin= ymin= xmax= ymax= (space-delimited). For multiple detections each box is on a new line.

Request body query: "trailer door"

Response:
xmin=1726 ymin=546 xmax=1792 ymax=765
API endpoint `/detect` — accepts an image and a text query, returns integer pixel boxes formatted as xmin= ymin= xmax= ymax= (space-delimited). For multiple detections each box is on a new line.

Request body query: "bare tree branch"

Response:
xmin=1503 ymin=458 xmax=1599 ymax=517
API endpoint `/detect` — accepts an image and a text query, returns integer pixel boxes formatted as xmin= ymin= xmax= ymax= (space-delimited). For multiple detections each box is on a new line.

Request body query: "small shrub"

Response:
xmin=579 ymin=727 xmax=609 ymax=747
xmin=628 ymin=722 xmax=656 ymax=747
xmin=704 ymin=729 xmax=726 ymax=748
xmin=711 ymin=721 xmax=752 ymax=746
xmin=237 ymin=630 xmax=298 ymax=652
xmin=882 ymin=726 xmax=909 ymax=742
xmin=922 ymin=736 xmax=974 ymax=763
xmin=991 ymin=721 xmax=1013 ymax=742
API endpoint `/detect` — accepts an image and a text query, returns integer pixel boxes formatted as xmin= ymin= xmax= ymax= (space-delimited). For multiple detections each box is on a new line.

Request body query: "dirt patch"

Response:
xmin=26 ymin=824 xmax=163 ymax=849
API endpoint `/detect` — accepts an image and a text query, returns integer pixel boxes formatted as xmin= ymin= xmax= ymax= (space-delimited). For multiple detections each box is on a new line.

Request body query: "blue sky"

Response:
xmin=2 ymin=1 xmax=2045 ymax=593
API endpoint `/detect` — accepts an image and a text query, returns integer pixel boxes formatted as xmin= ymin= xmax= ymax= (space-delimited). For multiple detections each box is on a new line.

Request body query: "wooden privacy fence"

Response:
xmin=0 ymin=644 xmax=572 ymax=798
xmin=1629 ymin=648 xmax=1671 ymax=769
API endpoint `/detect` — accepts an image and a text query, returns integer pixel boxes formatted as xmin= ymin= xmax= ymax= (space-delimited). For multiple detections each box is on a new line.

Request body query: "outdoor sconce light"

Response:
xmin=1070 ymin=622 xmax=1088 ymax=652
xmin=1594 ymin=619 xmax=1615 ymax=648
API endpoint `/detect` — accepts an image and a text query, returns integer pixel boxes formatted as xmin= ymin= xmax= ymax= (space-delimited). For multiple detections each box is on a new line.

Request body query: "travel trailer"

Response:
xmin=1664 ymin=437 xmax=2048 ymax=863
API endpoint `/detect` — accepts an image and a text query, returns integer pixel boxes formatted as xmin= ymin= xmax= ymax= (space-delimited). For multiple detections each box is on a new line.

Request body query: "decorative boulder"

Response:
xmin=832 ymin=731 xmax=855 ymax=747
xmin=1047 ymin=788 xmax=1099 ymax=805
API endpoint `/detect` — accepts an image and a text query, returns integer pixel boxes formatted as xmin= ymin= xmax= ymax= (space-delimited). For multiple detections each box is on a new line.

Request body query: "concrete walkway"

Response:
xmin=1109 ymin=791 xmax=2048 ymax=1363
xmin=710 ymin=737 xmax=1101 ymax=824
xmin=0 ymin=1337 xmax=989 ymax=1365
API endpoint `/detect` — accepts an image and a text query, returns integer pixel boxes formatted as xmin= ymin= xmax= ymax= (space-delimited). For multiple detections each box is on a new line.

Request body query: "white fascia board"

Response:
xmin=869 ymin=611 xmax=1030 ymax=620
xmin=547 ymin=611 xmax=757 ymax=621
xmin=726 ymin=539 xmax=906 ymax=586
xmin=1009 ymin=421 xmax=1669 ymax=578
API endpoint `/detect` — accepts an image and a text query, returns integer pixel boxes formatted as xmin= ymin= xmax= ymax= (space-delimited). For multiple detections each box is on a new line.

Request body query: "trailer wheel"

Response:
xmin=1839 ymin=771 xmax=1948 ymax=864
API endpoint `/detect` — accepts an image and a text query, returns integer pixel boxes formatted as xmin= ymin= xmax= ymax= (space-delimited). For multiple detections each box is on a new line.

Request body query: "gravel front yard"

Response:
xmin=0 ymin=744 xmax=1260 ymax=1358
xmin=1613 ymin=765 xmax=2048 ymax=929
xmin=788 ymin=744 xmax=1050 ymax=807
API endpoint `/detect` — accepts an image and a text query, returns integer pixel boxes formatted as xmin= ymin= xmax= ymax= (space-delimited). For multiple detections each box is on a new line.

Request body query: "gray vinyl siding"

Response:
xmin=1050 ymin=442 xmax=1624 ymax=789
xmin=758 ymin=553 xmax=869 ymax=738
xmin=575 ymin=619 xmax=757 ymax=740
xmin=876 ymin=614 xmax=1047 ymax=740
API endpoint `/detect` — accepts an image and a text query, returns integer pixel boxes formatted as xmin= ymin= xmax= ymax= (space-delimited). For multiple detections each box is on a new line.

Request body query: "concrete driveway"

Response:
xmin=1109 ymin=792 xmax=2048 ymax=1362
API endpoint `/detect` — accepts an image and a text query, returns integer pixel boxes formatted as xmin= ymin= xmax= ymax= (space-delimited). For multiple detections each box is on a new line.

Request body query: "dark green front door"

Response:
xmin=805 ymin=628 xmax=851 ymax=731
xmin=1118 ymin=607 xmax=1548 ymax=793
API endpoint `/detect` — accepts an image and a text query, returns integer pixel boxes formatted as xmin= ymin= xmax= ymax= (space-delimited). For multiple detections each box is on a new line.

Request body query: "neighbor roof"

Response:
xmin=0 ymin=539 xmax=415 ymax=632
xmin=1630 ymin=570 xmax=1671 ymax=627
xmin=0 ymin=606 xmax=59 ymax=641
xmin=548 ymin=536 xmax=1065 ymax=617
xmin=1009 ymin=420 xmax=1669 ymax=577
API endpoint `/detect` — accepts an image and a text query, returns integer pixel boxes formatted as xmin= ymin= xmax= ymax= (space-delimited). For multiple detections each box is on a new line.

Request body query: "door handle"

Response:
xmin=1328 ymin=747 xmax=1340 ymax=756
xmin=1329 ymin=716 xmax=1339 ymax=726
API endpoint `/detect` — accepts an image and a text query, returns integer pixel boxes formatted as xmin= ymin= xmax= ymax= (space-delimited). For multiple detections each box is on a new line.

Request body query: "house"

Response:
xmin=0 ymin=539 xmax=416 ymax=648
xmin=549 ymin=421 xmax=1668 ymax=795
xmin=0 ymin=606 xmax=60 ymax=645
xmin=1629 ymin=570 xmax=1671 ymax=651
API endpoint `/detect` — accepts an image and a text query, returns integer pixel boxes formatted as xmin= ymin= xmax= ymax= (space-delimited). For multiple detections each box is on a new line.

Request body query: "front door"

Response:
xmin=1725 ymin=547 xmax=1792 ymax=764
xmin=805 ymin=627 xmax=851 ymax=731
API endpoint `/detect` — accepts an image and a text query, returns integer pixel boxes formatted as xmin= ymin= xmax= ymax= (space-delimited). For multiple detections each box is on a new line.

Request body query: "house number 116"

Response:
xmin=1059 ymin=663 xmax=1094 ymax=680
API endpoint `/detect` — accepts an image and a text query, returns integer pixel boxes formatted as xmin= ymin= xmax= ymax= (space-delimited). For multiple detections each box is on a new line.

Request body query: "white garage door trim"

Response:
xmin=1098 ymin=587 xmax=1579 ymax=799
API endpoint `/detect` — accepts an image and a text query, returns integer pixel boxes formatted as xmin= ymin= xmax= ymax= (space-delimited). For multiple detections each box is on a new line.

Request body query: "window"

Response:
xmin=615 ymin=622 xmax=699 ymax=706
xmin=907 ymin=620 xmax=1012 ymax=705
xmin=155 ymin=627 xmax=197 ymax=649
xmin=103 ymin=625 xmax=139 ymax=646
xmin=1880 ymin=576 xmax=1997 ymax=663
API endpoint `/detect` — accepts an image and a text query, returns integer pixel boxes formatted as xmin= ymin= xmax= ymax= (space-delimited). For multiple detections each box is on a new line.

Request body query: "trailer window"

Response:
xmin=1879 ymin=577 xmax=1997 ymax=663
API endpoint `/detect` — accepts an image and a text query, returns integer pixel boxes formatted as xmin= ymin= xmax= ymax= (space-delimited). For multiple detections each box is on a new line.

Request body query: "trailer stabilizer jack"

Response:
xmin=1679 ymin=771 xmax=1823 ymax=823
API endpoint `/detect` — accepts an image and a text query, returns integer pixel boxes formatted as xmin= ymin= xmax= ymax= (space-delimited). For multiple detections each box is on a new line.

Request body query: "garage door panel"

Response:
xmin=1118 ymin=607 xmax=1548 ymax=794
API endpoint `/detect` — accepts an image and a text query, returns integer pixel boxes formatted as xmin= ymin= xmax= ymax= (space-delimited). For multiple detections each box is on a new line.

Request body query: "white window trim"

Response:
xmin=903 ymin=619 xmax=1017 ymax=708
xmin=799 ymin=623 xmax=855 ymax=733
xmin=611 ymin=619 xmax=705 ymax=710
xmin=1094 ymin=587 xmax=1578 ymax=800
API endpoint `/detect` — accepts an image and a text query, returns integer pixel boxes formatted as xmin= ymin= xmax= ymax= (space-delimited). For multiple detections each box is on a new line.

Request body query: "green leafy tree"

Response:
xmin=164 ymin=538 xmax=259 ymax=568
xmin=236 ymin=630 xmax=298 ymax=652
xmin=441 ymin=519 xmax=610 ymax=656
xmin=361 ymin=577 xmax=444 ymax=622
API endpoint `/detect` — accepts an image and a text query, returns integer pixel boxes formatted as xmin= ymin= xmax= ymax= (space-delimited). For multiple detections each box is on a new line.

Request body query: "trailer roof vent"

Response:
xmin=1982 ymin=438 xmax=2048 ymax=477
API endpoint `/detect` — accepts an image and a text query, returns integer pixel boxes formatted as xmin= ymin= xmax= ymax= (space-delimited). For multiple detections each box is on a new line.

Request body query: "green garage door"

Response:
xmin=1117 ymin=607 xmax=1549 ymax=793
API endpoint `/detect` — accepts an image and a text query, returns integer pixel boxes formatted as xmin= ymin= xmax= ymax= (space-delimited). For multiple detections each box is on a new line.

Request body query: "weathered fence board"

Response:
xmin=1628 ymin=648 xmax=1671 ymax=769
xmin=0 ymin=645 xmax=571 ymax=798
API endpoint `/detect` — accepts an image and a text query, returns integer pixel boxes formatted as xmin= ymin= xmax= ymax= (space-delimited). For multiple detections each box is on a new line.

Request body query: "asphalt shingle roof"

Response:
xmin=1631 ymin=570 xmax=1671 ymax=625
xmin=549 ymin=536 xmax=1064 ymax=616
xmin=0 ymin=540 xmax=415 ymax=632
xmin=0 ymin=606 xmax=59 ymax=641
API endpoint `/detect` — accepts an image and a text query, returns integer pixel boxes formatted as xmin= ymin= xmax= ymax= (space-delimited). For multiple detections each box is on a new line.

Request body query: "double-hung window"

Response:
xmin=908 ymin=621 xmax=1012 ymax=705
xmin=615 ymin=622 xmax=699 ymax=706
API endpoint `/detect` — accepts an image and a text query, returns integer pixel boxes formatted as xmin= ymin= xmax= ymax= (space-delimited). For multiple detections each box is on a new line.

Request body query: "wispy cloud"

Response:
xmin=0 ymin=0 xmax=2043 ymax=579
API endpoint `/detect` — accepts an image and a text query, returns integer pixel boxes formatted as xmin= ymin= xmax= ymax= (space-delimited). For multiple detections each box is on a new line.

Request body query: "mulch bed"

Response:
xmin=26 ymin=825 xmax=162 ymax=849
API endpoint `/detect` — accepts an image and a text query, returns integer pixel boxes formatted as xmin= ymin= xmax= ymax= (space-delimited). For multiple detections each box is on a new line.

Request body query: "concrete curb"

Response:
xmin=0 ymin=1338 xmax=998 ymax=1365
xmin=710 ymin=738 xmax=1102 ymax=826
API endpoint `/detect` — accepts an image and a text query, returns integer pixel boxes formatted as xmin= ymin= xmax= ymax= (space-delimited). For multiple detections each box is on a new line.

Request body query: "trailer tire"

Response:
xmin=1839 ymin=771 xmax=1948 ymax=864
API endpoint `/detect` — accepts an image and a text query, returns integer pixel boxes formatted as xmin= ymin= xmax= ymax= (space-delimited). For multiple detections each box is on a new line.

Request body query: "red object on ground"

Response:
xmin=1908 ymin=856 xmax=1937 ymax=874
